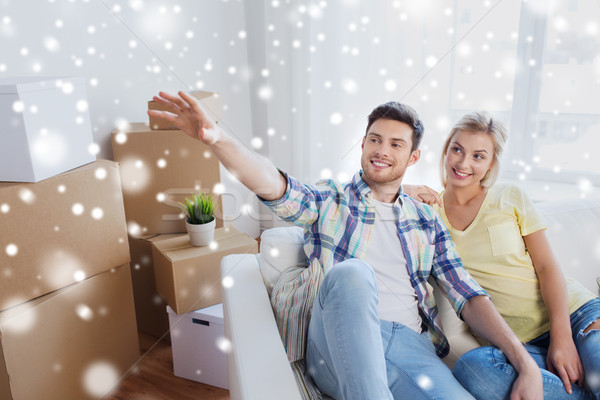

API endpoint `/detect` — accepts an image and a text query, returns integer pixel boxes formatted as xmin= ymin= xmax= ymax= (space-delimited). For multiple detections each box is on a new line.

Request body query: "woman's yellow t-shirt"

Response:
xmin=435 ymin=184 xmax=595 ymax=343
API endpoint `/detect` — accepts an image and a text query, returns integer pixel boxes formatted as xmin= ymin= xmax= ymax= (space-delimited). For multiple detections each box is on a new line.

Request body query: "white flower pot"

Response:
xmin=185 ymin=218 xmax=216 ymax=247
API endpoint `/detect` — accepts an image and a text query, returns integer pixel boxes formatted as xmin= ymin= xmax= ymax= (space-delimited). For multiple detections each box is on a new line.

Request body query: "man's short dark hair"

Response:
xmin=365 ymin=102 xmax=424 ymax=151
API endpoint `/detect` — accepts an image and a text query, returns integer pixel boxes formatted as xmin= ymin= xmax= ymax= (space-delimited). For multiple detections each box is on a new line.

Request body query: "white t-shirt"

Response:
xmin=362 ymin=199 xmax=422 ymax=333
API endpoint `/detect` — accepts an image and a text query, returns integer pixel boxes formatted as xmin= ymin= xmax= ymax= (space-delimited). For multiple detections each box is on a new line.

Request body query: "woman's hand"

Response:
xmin=547 ymin=335 xmax=584 ymax=394
xmin=148 ymin=91 xmax=221 ymax=145
xmin=402 ymin=184 xmax=442 ymax=206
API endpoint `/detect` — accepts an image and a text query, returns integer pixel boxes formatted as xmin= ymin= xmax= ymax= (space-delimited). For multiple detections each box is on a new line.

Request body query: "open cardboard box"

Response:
xmin=152 ymin=226 xmax=258 ymax=314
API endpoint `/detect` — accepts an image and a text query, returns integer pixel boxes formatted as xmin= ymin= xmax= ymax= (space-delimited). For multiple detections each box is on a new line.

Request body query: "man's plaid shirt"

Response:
xmin=261 ymin=170 xmax=487 ymax=359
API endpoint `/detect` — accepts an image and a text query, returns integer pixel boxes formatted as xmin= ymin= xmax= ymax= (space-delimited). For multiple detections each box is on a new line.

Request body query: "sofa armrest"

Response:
xmin=221 ymin=254 xmax=302 ymax=400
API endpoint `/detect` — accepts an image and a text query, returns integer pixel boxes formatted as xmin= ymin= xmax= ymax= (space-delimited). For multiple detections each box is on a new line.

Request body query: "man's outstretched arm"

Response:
xmin=148 ymin=91 xmax=286 ymax=201
xmin=461 ymin=296 xmax=543 ymax=400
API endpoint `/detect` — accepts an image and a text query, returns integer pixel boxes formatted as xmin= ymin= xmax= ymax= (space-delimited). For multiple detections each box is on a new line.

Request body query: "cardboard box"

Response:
xmin=0 ymin=76 xmax=96 ymax=182
xmin=111 ymin=123 xmax=224 ymax=235
xmin=167 ymin=303 xmax=228 ymax=389
xmin=0 ymin=160 xmax=130 ymax=311
xmin=128 ymin=234 xmax=172 ymax=340
xmin=152 ymin=227 xmax=258 ymax=314
xmin=148 ymin=91 xmax=222 ymax=130
xmin=0 ymin=264 xmax=139 ymax=400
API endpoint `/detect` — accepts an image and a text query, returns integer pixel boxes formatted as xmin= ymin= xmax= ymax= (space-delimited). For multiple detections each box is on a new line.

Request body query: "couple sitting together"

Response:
xmin=149 ymin=92 xmax=600 ymax=400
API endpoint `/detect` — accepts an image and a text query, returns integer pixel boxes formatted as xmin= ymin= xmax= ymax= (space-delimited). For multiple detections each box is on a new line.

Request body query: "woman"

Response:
xmin=408 ymin=111 xmax=599 ymax=400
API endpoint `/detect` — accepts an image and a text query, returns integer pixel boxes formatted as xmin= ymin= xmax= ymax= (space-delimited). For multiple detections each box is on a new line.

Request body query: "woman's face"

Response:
xmin=444 ymin=130 xmax=495 ymax=188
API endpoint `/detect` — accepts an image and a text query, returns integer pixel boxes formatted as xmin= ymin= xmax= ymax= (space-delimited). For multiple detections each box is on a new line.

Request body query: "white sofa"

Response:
xmin=221 ymin=198 xmax=600 ymax=400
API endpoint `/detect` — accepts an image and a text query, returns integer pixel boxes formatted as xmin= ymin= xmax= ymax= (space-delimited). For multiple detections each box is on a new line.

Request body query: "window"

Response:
xmin=506 ymin=0 xmax=600 ymax=184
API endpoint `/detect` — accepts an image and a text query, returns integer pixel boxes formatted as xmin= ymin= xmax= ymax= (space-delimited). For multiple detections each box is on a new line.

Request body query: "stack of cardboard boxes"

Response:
xmin=0 ymin=77 xmax=139 ymax=400
xmin=111 ymin=91 xmax=258 ymax=389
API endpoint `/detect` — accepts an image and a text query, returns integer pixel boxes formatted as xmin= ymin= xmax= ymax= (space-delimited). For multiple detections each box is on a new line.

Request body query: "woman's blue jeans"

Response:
xmin=305 ymin=258 xmax=474 ymax=400
xmin=454 ymin=298 xmax=600 ymax=400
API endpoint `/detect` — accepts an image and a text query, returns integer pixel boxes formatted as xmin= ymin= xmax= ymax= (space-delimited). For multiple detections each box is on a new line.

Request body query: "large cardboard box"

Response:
xmin=148 ymin=91 xmax=222 ymax=130
xmin=0 ymin=76 xmax=96 ymax=182
xmin=152 ymin=227 xmax=258 ymax=314
xmin=167 ymin=304 xmax=228 ymax=389
xmin=111 ymin=123 xmax=223 ymax=235
xmin=128 ymin=234 xmax=172 ymax=340
xmin=0 ymin=264 xmax=139 ymax=400
xmin=0 ymin=160 xmax=130 ymax=311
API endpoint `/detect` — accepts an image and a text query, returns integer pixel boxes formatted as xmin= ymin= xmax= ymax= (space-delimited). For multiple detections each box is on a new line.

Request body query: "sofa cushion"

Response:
xmin=260 ymin=226 xmax=306 ymax=293
xmin=536 ymin=198 xmax=600 ymax=296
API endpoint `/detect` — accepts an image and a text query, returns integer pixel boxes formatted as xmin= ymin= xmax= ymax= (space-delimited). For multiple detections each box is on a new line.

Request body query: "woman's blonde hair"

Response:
xmin=440 ymin=111 xmax=508 ymax=188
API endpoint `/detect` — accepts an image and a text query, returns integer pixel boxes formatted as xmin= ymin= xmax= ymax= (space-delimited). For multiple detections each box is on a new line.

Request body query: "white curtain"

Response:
xmin=244 ymin=0 xmax=531 ymax=189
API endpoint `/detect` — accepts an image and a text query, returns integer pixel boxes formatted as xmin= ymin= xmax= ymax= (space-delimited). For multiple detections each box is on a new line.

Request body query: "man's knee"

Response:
xmin=322 ymin=258 xmax=377 ymax=301
xmin=328 ymin=258 xmax=375 ymax=285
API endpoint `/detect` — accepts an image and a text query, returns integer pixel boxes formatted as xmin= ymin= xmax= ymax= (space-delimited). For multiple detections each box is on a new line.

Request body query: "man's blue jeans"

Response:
xmin=305 ymin=258 xmax=474 ymax=399
xmin=454 ymin=298 xmax=600 ymax=400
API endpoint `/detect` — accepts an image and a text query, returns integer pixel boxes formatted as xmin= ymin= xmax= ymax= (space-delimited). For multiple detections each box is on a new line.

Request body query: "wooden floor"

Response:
xmin=104 ymin=332 xmax=230 ymax=400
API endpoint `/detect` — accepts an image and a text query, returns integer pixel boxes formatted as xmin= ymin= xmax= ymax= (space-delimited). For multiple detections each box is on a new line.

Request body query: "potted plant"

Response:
xmin=180 ymin=191 xmax=216 ymax=246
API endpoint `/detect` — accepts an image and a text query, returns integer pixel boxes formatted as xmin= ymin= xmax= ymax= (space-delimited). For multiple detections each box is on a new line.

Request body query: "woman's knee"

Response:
xmin=454 ymin=346 xmax=504 ymax=382
xmin=583 ymin=318 xmax=600 ymax=334
xmin=454 ymin=347 xmax=511 ymax=400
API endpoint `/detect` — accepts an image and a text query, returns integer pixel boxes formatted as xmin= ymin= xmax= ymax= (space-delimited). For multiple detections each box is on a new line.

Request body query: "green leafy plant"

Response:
xmin=180 ymin=192 xmax=216 ymax=225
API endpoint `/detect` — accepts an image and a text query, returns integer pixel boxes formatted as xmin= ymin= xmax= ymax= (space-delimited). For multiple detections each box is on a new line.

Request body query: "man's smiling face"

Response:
xmin=360 ymin=118 xmax=420 ymax=192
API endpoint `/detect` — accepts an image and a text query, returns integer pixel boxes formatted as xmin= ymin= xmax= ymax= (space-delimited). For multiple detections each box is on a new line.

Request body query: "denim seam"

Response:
xmin=383 ymin=324 xmax=436 ymax=400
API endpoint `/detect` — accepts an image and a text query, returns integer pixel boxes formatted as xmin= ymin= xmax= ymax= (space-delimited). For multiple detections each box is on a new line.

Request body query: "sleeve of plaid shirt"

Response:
xmin=430 ymin=213 xmax=488 ymax=319
xmin=259 ymin=170 xmax=334 ymax=228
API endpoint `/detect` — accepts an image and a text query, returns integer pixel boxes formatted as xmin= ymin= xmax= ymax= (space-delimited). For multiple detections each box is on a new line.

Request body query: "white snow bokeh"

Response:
xmin=32 ymin=133 xmax=68 ymax=167
xmin=250 ymin=137 xmax=263 ymax=149
xmin=76 ymin=303 xmax=94 ymax=321
xmin=416 ymin=374 xmax=433 ymax=390
xmin=12 ymin=100 xmax=24 ymax=113
xmin=18 ymin=188 xmax=35 ymax=204
xmin=82 ymin=361 xmax=120 ymax=398
xmin=216 ymin=337 xmax=232 ymax=354
xmin=3 ymin=302 xmax=37 ymax=334
xmin=221 ymin=276 xmax=234 ymax=289
xmin=73 ymin=270 xmax=86 ymax=282
xmin=72 ymin=203 xmax=84 ymax=216
xmin=94 ymin=167 xmax=107 ymax=180
xmin=127 ymin=221 xmax=142 ymax=236
xmin=329 ymin=113 xmax=343 ymax=125
xmin=5 ymin=243 xmax=18 ymax=257
xmin=88 ymin=142 xmax=101 ymax=155
xmin=91 ymin=207 xmax=104 ymax=220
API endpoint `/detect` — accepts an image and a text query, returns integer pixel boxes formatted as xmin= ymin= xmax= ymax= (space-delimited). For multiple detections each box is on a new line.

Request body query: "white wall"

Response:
xmin=0 ymin=0 xmax=260 ymax=237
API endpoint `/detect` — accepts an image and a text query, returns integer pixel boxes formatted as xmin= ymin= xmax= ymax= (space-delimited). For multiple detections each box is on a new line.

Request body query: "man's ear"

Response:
xmin=361 ymin=135 xmax=366 ymax=150
xmin=408 ymin=149 xmax=421 ymax=166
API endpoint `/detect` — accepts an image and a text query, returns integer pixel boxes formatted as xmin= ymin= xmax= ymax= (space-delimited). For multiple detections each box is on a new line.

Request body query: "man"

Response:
xmin=149 ymin=92 xmax=543 ymax=400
